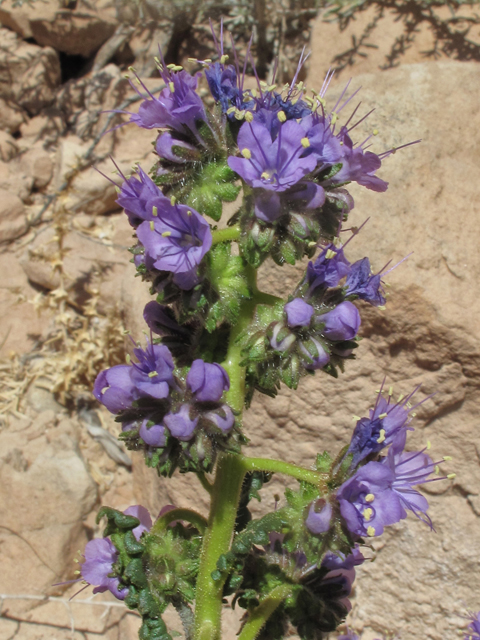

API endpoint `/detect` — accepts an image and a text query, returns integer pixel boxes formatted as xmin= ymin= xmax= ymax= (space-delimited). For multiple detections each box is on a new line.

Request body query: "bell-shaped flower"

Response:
xmin=187 ymin=359 xmax=230 ymax=403
xmin=164 ymin=404 xmax=199 ymax=441
xmin=305 ymin=499 xmax=332 ymax=534
xmin=130 ymin=342 xmax=175 ymax=401
xmin=204 ymin=405 xmax=235 ymax=433
xmin=116 ymin=167 xmax=166 ymax=228
xmin=123 ymin=505 xmax=152 ymax=540
xmin=299 ymin=338 xmax=330 ymax=371
xmin=80 ymin=538 xmax=128 ymax=600
xmin=284 ymin=298 xmax=314 ymax=328
xmin=331 ymin=130 xmax=388 ymax=193
xmin=155 ymin=131 xmax=199 ymax=164
xmin=93 ymin=365 xmax=135 ymax=414
xmin=139 ymin=419 xmax=167 ymax=447
xmin=306 ymin=243 xmax=351 ymax=293
xmin=319 ymin=301 xmax=361 ymax=341
xmin=345 ymin=257 xmax=386 ymax=306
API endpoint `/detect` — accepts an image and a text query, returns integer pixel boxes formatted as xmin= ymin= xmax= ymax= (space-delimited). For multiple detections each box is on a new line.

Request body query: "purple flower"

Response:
xmin=187 ymin=359 xmax=230 ymax=403
xmin=228 ymin=120 xmax=318 ymax=193
xmin=205 ymin=62 xmax=239 ymax=112
xmin=80 ymin=538 xmax=128 ymax=600
xmin=123 ymin=505 xmax=152 ymax=540
xmin=284 ymin=298 xmax=314 ymax=328
xmin=319 ymin=547 xmax=365 ymax=612
xmin=125 ymin=69 xmax=206 ymax=135
xmin=155 ymin=131 xmax=199 ymax=164
xmin=130 ymin=342 xmax=175 ymax=400
xmin=306 ymin=243 xmax=351 ymax=292
xmin=337 ymin=461 xmax=403 ymax=538
xmin=204 ymin=404 xmax=235 ymax=433
xmin=300 ymin=113 xmax=343 ymax=168
xmin=345 ymin=257 xmax=386 ymax=306
xmin=136 ymin=201 xmax=212 ymax=289
xmin=253 ymin=181 xmax=325 ymax=222
xmin=116 ymin=167 xmax=165 ymax=228
xmin=305 ymin=499 xmax=332 ymax=534
xmin=465 ymin=611 xmax=480 ymax=640
xmin=143 ymin=301 xmax=188 ymax=339
xmin=164 ymin=404 xmax=199 ymax=441
xmin=319 ymin=301 xmax=361 ymax=341
xmin=331 ymin=130 xmax=388 ymax=193
xmin=139 ymin=419 xmax=167 ymax=447
xmin=93 ymin=365 xmax=135 ymax=414
xmin=347 ymin=391 xmax=416 ymax=466
xmin=299 ymin=337 xmax=330 ymax=370
xmin=269 ymin=323 xmax=296 ymax=352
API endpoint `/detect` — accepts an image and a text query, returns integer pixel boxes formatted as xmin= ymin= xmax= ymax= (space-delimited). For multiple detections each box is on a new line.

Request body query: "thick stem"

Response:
xmin=241 ymin=456 xmax=327 ymax=488
xmin=194 ymin=453 xmax=247 ymax=640
xmin=211 ymin=225 xmax=241 ymax=245
xmin=151 ymin=508 xmax=208 ymax=535
xmin=237 ymin=584 xmax=293 ymax=640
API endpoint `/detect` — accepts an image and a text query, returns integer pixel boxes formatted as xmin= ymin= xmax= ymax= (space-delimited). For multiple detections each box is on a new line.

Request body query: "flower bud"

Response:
xmin=319 ymin=301 xmax=361 ymax=341
xmin=284 ymin=298 xmax=314 ymax=328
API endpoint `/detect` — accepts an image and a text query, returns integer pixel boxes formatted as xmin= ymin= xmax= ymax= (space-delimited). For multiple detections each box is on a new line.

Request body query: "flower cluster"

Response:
xmin=466 ymin=612 xmax=480 ymax=640
xmin=93 ymin=318 xmax=236 ymax=474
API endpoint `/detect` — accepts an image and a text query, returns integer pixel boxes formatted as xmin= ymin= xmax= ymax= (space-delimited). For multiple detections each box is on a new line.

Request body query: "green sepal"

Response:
xmin=184 ymin=160 xmax=241 ymax=222
xmin=125 ymin=557 xmax=149 ymax=589
xmin=96 ymin=506 xmax=140 ymax=537
xmin=316 ymin=451 xmax=333 ymax=473
xmin=124 ymin=530 xmax=145 ymax=555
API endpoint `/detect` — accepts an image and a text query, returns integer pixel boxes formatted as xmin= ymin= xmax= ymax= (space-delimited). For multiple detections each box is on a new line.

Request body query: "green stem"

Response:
xmin=211 ymin=225 xmax=241 ymax=245
xmin=151 ymin=508 xmax=208 ymax=535
xmin=196 ymin=471 xmax=213 ymax=495
xmin=194 ymin=453 xmax=247 ymax=640
xmin=245 ymin=263 xmax=282 ymax=306
xmin=237 ymin=584 xmax=293 ymax=640
xmin=241 ymin=456 xmax=327 ymax=487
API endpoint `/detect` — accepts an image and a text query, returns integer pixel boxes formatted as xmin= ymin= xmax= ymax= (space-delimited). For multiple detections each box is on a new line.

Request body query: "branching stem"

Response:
xmin=151 ymin=508 xmax=208 ymax=535
xmin=237 ymin=584 xmax=294 ymax=640
xmin=211 ymin=225 xmax=241 ymax=245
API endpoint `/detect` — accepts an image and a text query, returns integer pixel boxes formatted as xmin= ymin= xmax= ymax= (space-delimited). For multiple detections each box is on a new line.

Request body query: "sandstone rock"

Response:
xmin=30 ymin=9 xmax=117 ymax=57
xmin=0 ymin=130 xmax=19 ymax=162
xmin=0 ymin=28 xmax=60 ymax=115
xmin=0 ymin=188 xmax=27 ymax=243
xmin=19 ymin=108 xmax=66 ymax=146
xmin=0 ymin=96 xmax=27 ymax=133
xmin=0 ymin=414 xmax=97 ymax=616
xmin=22 ymin=147 xmax=54 ymax=190
xmin=0 ymin=0 xmax=63 ymax=38
xmin=0 ymin=158 xmax=33 ymax=202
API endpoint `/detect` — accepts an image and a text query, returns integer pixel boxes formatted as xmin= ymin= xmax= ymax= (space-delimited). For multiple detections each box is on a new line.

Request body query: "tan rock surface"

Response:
xmin=0 ymin=188 xmax=27 ymax=243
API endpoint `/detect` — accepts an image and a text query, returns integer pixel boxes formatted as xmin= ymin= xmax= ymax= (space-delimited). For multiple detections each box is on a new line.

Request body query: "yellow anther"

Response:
xmin=170 ymin=196 xmax=176 ymax=206
xmin=378 ymin=412 xmax=388 ymax=419
xmin=367 ymin=526 xmax=376 ymax=537
xmin=427 ymin=440 xmax=432 ymax=449
xmin=241 ymin=148 xmax=252 ymax=159
xmin=126 ymin=354 xmax=131 ymax=364
xmin=162 ymin=231 xmax=172 ymax=237
xmin=115 ymin=186 xmax=121 ymax=194
xmin=152 ymin=206 xmax=158 ymax=217
xmin=226 ymin=106 xmax=236 ymax=114
xmin=220 ymin=54 xmax=229 ymax=64
xmin=376 ymin=429 xmax=386 ymax=444
xmin=291 ymin=96 xmax=299 ymax=105
xmin=388 ymin=386 xmax=394 ymax=396
xmin=167 ymin=63 xmax=176 ymax=69
xmin=245 ymin=111 xmax=254 ymax=122
xmin=447 ymin=473 xmax=456 ymax=480
xmin=330 ymin=112 xmax=338 ymax=125
xmin=398 ymin=393 xmax=405 ymax=402
xmin=411 ymin=412 xmax=417 ymax=417
xmin=235 ymin=109 xmax=246 ymax=120
xmin=187 ymin=210 xmax=192 ymax=216
xmin=148 ymin=371 xmax=158 ymax=378
xmin=267 ymin=84 xmax=277 ymax=92
xmin=259 ymin=81 xmax=268 ymax=88
xmin=375 ymin=389 xmax=381 ymax=394
xmin=373 ymin=129 xmax=379 ymax=135
xmin=378 ymin=305 xmax=386 ymax=310
xmin=168 ymin=81 xmax=175 ymax=93
xmin=101 ymin=386 xmax=109 ymax=395
xmin=365 ymin=493 xmax=375 ymax=503
xmin=149 ymin=221 xmax=155 ymax=231
xmin=261 ymin=171 xmax=271 ymax=180
xmin=317 ymin=97 xmax=326 ymax=107
xmin=301 ymin=137 xmax=311 ymax=148
xmin=363 ymin=508 xmax=373 ymax=521
xmin=124 ymin=74 xmax=130 ymax=79
xmin=443 ymin=456 xmax=452 ymax=461
xmin=325 ymin=249 xmax=337 ymax=260
xmin=434 ymin=465 xmax=440 ymax=475
xmin=352 ymin=415 xmax=361 ymax=421
xmin=188 ymin=57 xmax=198 ymax=63
xmin=250 ymin=89 xmax=259 ymax=98
xmin=203 ymin=58 xmax=212 ymax=63
xmin=296 ymin=81 xmax=304 ymax=91
xmin=277 ymin=111 xmax=287 ymax=122
xmin=123 ymin=329 xmax=131 ymax=335
xmin=172 ymin=65 xmax=183 ymax=71
xmin=74 ymin=570 xmax=81 ymax=575
xmin=154 ymin=56 xmax=160 ymax=63
xmin=304 ymin=96 xmax=314 ymax=106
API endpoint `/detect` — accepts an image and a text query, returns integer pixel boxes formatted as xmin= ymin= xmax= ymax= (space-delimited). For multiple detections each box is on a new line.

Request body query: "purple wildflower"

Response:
xmin=345 ymin=257 xmax=386 ymax=306
xmin=155 ymin=131 xmax=199 ymax=164
xmin=465 ymin=611 xmax=480 ymax=640
xmin=319 ymin=547 xmax=365 ymax=612
xmin=204 ymin=405 xmax=235 ymax=433
xmin=130 ymin=342 xmax=175 ymax=401
xmin=143 ymin=301 xmax=189 ymax=339
xmin=332 ymin=130 xmax=388 ymax=193
xmin=305 ymin=499 xmax=332 ymax=534
xmin=116 ymin=166 xmax=166 ymax=228
xmin=80 ymin=538 xmax=128 ymax=600
xmin=136 ymin=200 xmax=212 ymax=290
xmin=284 ymin=298 xmax=314 ymax=328
xmin=205 ymin=62 xmax=239 ymax=112
xmin=139 ymin=419 xmax=167 ymax=447
xmin=228 ymin=119 xmax=318 ymax=192
xmin=187 ymin=359 xmax=230 ymax=402
xmin=164 ymin=404 xmax=199 ymax=441
xmin=347 ymin=387 xmax=418 ymax=467
xmin=123 ymin=67 xmax=206 ymax=136
xmin=306 ymin=243 xmax=351 ymax=293
xmin=300 ymin=113 xmax=343 ymax=168
xmin=123 ymin=505 xmax=152 ymax=540
xmin=299 ymin=337 xmax=330 ymax=370
xmin=269 ymin=323 xmax=297 ymax=352
xmin=319 ymin=301 xmax=361 ymax=341
xmin=93 ymin=365 xmax=135 ymax=414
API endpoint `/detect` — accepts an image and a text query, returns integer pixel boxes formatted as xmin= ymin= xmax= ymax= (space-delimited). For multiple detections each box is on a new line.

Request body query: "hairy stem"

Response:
xmin=241 ymin=455 xmax=327 ymax=488
xmin=237 ymin=584 xmax=294 ymax=640
xmin=151 ymin=508 xmax=208 ymax=535
xmin=211 ymin=225 xmax=241 ymax=245
xmin=194 ymin=453 xmax=247 ymax=640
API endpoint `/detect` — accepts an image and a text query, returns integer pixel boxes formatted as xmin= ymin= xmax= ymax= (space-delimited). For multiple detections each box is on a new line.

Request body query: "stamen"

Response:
xmin=170 ymin=196 xmax=176 ymax=206
xmin=226 ymin=106 xmax=236 ymax=114
xmin=220 ymin=54 xmax=229 ymax=64
xmin=245 ymin=112 xmax=254 ymax=122
xmin=241 ymin=148 xmax=252 ymax=159
xmin=148 ymin=371 xmax=158 ymax=378
xmin=152 ymin=206 xmax=158 ymax=217
xmin=367 ymin=526 xmax=376 ymax=537
xmin=126 ymin=354 xmax=131 ymax=364
xmin=388 ymin=386 xmax=394 ymax=396
xmin=376 ymin=429 xmax=386 ymax=444
xmin=149 ymin=221 xmax=155 ymax=231
xmin=168 ymin=81 xmax=175 ymax=93
xmin=325 ymin=249 xmax=336 ymax=259
xmin=162 ymin=231 xmax=172 ymax=237
xmin=373 ymin=129 xmax=379 ymax=135
xmin=352 ymin=415 xmax=361 ymax=421
xmin=301 ymin=137 xmax=310 ymax=148
xmin=261 ymin=171 xmax=271 ymax=180
xmin=378 ymin=412 xmax=388 ymax=419
xmin=447 ymin=473 xmax=456 ymax=479
xmin=114 ymin=186 xmax=120 ymax=194
xmin=427 ymin=440 xmax=432 ymax=450
xmin=101 ymin=386 xmax=109 ymax=395
xmin=443 ymin=456 xmax=452 ymax=461
xmin=330 ymin=112 xmax=338 ymax=125
xmin=365 ymin=493 xmax=375 ymax=503
xmin=277 ymin=111 xmax=287 ymax=122
xmin=363 ymin=508 xmax=373 ymax=521
xmin=187 ymin=210 xmax=192 ymax=216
